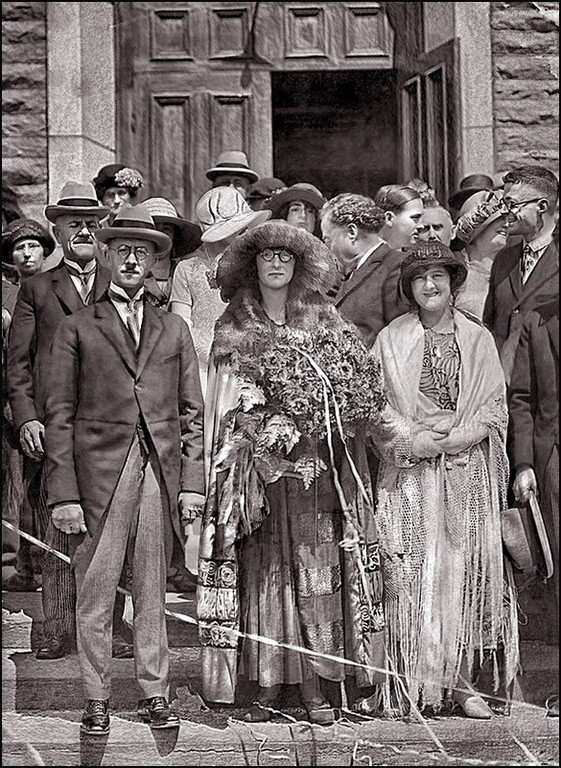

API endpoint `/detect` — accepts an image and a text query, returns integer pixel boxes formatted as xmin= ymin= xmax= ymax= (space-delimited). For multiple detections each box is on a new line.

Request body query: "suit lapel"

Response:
xmin=547 ymin=314 xmax=559 ymax=360
xmin=92 ymin=264 xmax=111 ymax=302
xmin=50 ymin=263 xmax=85 ymax=315
xmin=136 ymin=301 xmax=164 ymax=379
xmin=335 ymin=245 xmax=387 ymax=304
xmin=523 ymin=240 xmax=558 ymax=292
xmin=507 ymin=242 xmax=523 ymax=302
xmin=94 ymin=299 xmax=137 ymax=376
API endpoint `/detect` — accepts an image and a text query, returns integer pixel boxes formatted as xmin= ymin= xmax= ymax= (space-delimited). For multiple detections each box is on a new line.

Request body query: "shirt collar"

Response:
xmin=63 ymin=257 xmax=97 ymax=273
xmin=525 ymin=231 xmax=553 ymax=253
xmin=108 ymin=282 xmax=145 ymax=302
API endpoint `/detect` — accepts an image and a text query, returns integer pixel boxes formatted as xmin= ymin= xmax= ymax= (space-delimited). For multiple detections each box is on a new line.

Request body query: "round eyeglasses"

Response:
xmin=108 ymin=244 xmax=152 ymax=262
xmin=257 ymin=247 xmax=295 ymax=263
xmin=501 ymin=197 xmax=544 ymax=214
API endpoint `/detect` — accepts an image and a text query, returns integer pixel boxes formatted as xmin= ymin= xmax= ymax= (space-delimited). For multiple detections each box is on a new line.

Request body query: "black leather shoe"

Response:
xmin=81 ymin=699 xmax=110 ymax=736
xmin=36 ymin=636 xmax=67 ymax=660
xmin=112 ymin=640 xmax=134 ymax=659
xmin=138 ymin=696 xmax=180 ymax=729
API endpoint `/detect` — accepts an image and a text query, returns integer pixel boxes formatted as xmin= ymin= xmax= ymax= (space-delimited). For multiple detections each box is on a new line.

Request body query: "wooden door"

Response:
xmin=116 ymin=1 xmax=396 ymax=219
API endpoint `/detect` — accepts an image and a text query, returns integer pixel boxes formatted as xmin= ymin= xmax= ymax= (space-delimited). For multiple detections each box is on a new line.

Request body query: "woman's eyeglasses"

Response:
xmin=258 ymin=248 xmax=295 ymax=263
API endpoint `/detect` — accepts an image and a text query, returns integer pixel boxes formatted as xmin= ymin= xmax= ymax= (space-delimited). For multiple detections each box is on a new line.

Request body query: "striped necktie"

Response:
xmin=65 ymin=263 xmax=96 ymax=303
xmin=109 ymin=290 xmax=143 ymax=348
xmin=521 ymin=244 xmax=538 ymax=284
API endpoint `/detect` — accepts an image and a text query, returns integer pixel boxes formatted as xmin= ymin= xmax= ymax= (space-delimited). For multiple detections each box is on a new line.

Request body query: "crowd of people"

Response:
xmin=1 ymin=152 xmax=558 ymax=736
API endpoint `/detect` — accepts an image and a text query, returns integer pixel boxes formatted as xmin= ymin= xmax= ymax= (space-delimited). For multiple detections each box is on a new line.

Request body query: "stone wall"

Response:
xmin=491 ymin=1 xmax=559 ymax=175
xmin=2 ymin=1 xmax=48 ymax=223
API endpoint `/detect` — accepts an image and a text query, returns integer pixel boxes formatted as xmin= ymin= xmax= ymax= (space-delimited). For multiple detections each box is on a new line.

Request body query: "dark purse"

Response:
xmin=501 ymin=492 xmax=554 ymax=578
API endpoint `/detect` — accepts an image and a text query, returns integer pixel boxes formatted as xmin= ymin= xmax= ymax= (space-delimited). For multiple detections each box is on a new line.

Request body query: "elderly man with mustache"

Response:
xmin=6 ymin=181 xmax=132 ymax=660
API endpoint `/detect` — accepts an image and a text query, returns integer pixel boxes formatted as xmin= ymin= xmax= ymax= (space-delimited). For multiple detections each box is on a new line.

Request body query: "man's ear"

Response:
xmin=384 ymin=211 xmax=395 ymax=228
xmin=536 ymin=198 xmax=549 ymax=215
xmin=450 ymin=223 xmax=457 ymax=241
xmin=347 ymin=223 xmax=358 ymax=243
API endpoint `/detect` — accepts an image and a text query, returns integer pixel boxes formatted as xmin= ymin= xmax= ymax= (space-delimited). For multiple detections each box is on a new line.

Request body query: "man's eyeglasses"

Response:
xmin=108 ymin=245 xmax=152 ymax=262
xmin=501 ymin=197 xmax=544 ymax=214
xmin=258 ymin=247 xmax=295 ymax=263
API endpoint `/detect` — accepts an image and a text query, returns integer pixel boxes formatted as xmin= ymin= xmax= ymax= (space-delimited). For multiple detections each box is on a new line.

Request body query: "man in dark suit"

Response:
xmin=320 ymin=193 xmax=409 ymax=349
xmin=483 ymin=165 xmax=559 ymax=383
xmin=44 ymin=204 xmax=205 ymax=735
xmin=6 ymin=181 xmax=114 ymax=659
xmin=508 ymin=299 xmax=559 ymax=718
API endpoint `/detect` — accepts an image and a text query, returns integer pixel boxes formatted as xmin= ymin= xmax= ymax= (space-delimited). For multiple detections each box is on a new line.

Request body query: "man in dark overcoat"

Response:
xmin=6 ymin=181 xmax=113 ymax=659
xmin=508 ymin=298 xmax=559 ymax=718
xmin=44 ymin=204 xmax=205 ymax=735
xmin=483 ymin=165 xmax=558 ymax=383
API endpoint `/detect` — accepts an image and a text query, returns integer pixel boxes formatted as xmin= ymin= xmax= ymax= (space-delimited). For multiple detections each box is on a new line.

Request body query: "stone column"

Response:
xmin=47 ymin=2 xmax=116 ymax=201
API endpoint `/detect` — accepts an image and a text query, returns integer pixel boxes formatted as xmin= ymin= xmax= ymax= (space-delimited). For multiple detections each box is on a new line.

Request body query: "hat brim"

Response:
xmin=451 ymin=209 xmax=505 ymax=249
xmin=206 ymin=167 xmax=259 ymax=184
xmin=201 ymin=210 xmax=271 ymax=243
xmin=45 ymin=204 xmax=111 ymax=224
xmin=152 ymin=215 xmax=202 ymax=255
xmin=95 ymin=226 xmax=171 ymax=257
xmin=448 ymin=187 xmax=492 ymax=211
xmin=265 ymin=188 xmax=325 ymax=218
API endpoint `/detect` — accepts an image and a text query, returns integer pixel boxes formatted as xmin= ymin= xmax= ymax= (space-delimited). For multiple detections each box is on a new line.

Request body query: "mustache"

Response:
xmin=70 ymin=235 xmax=95 ymax=245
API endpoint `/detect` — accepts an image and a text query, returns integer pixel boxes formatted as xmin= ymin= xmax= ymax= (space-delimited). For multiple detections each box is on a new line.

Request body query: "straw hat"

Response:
xmin=205 ymin=150 xmax=259 ymax=184
xmin=44 ymin=181 xmax=110 ymax=223
xmin=95 ymin=204 xmax=171 ymax=257
xmin=195 ymin=187 xmax=271 ymax=243
xmin=142 ymin=197 xmax=202 ymax=255
xmin=451 ymin=190 xmax=506 ymax=248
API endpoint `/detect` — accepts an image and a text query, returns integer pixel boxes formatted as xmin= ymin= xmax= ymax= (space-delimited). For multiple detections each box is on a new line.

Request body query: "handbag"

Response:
xmin=501 ymin=491 xmax=554 ymax=578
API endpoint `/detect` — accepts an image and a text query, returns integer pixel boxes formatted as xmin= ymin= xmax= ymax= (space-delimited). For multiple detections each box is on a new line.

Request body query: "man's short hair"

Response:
xmin=320 ymin=193 xmax=385 ymax=233
xmin=502 ymin=165 xmax=559 ymax=211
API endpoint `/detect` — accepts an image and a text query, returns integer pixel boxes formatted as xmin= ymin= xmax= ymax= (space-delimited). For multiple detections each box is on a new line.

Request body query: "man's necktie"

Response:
xmin=521 ymin=244 xmax=538 ymax=285
xmin=66 ymin=264 xmax=96 ymax=303
xmin=109 ymin=291 xmax=143 ymax=348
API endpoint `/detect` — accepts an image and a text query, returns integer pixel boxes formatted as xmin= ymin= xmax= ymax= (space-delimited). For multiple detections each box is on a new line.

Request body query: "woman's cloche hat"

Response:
xmin=142 ymin=197 xmax=202 ymax=255
xmin=95 ymin=204 xmax=172 ymax=258
xmin=44 ymin=181 xmax=110 ymax=223
xmin=451 ymin=190 xmax=506 ymax=248
xmin=216 ymin=220 xmax=337 ymax=302
xmin=92 ymin=164 xmax=144 ymax=201
xmin=195 ymin=187 xmax=271 ymax=243
xmin=2 ymin=218 xmax=56 ymax=264
xmin=264 ymin=183 xmax=326 ymax=219
xmin=205 ymin=150 xmax=259 ymax=184
xmin=399 ymin=241 xmax=468 ymax=304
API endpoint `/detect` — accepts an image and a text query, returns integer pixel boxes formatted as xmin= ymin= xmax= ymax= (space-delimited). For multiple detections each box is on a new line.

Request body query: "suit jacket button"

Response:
xmin=512 ymin=308 xmax=520 ymax=314
xmin=135 ymin=384 xmax=142 ymax=391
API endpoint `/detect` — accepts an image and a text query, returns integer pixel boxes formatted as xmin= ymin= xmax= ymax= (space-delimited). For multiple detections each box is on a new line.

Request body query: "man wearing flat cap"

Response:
xmin=6 ymin=181 xmax=114 ymax=660
xmin=44 ymin=204 xmax=205 ymax=735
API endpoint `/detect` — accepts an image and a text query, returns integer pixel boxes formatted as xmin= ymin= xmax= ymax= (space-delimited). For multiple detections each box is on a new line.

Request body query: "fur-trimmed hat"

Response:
xmin=2 ymin=218 xmax=56 ymax=264
xmin=216 ymin=220 xmax=337 ymax=302
xmin=400 ymin=241 xmax=468 ymax=304
xmin=92 ymin=164 xmax=144 ymax=201
xmin=95 ymin=204 xmax=171 ymax=258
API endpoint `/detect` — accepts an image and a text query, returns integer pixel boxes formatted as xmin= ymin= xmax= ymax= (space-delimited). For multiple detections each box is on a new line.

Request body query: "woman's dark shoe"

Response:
xmin=138 ymin=696 xmax=180 ymax=729
xmin=81 ymin=699 xmax=110 ymax=736
xmin=243 ymin=702 xmax=273 ymax=722
xmin=36 ymin=635 xmax=67 ymax=660
xmin=305 ymin=701 xmax=336 ymax=725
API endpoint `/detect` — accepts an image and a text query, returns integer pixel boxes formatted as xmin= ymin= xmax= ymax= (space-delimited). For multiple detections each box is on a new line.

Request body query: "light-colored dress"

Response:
xmin=455 ymin=254 xmax=493 ymax=320
xmin=370 ymin=309 xmax=519 ymax=713
xmin=169 ymin=248 xmax=227 ymax=391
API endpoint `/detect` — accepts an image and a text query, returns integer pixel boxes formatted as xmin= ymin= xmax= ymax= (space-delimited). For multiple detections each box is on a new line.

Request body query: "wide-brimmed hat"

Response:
xmin=92 ymin=164 xmax=144 ymax=201
xmin=142 ymin=197 xmax=202 ymax=255
xmin=216 ymin=220 xmax=337 ymax=302
xmin=264 ymin=183 xmax=326 ymax=219
xmin=2 ymin=218 xmax=56 ymax=264
xmin=400 ymin=241 xmax=468 ymax=304
xmin=95 ymin=204 xmax=171 ymax=257
xmin=205 ymin=150 xmax=259 ymax=184
xmin=451 ymin=190 xmax=507 ymax=248
xmin=448 ymin=174 xmax=495 ymax=211
xmin=196 ymin=187 xmax=271 ymax=243
xmin=44 ymin=181 xmax=110 ymax=223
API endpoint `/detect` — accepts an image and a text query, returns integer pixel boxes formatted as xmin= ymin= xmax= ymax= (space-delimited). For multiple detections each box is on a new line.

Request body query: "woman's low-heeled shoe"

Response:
xmin=243 ymin=703 xmax=272 ymax=722
xmin=306 ymin=702 xmax=336 ymax=725
xmin=459 ymin=695 xmax=493 ymax=719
